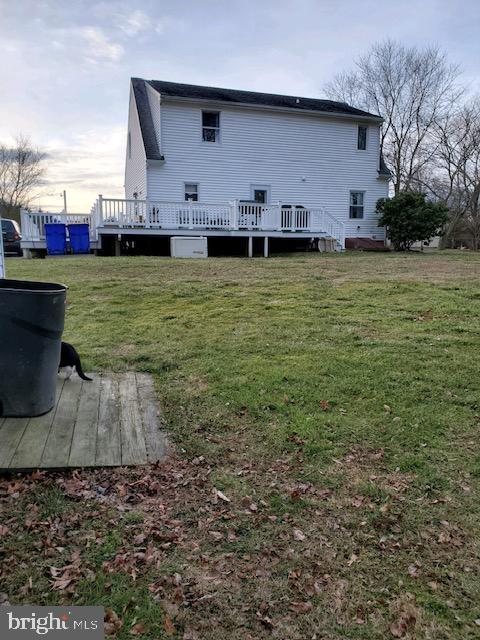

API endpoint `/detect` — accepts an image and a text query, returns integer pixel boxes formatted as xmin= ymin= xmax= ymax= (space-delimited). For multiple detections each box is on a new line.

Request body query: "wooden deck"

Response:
xmin=0 ymin=373 xmax=167 ymax=471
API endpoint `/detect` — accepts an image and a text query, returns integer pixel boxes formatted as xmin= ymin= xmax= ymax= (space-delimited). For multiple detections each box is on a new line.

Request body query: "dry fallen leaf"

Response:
xmin=130 ymin=622 xmax=146 ymax=635
xmin=208 ymin=530 xmax=224 ymax=542
xmin=289 ymin=601 xmax=313 ymax=614
xmin=214 ymin=488 xmax=231 ymax=503
xmin=407 ymin=564 xmax=421 ymax=578
xmin=256 ymin=611 xmax=274 ymax=629
xmin=104 ymin=609 xmax=123 ymax=636
xmin=163 ymin=615 xmax=176 ymax=637
xmin=293 ymin=528 xmax=306 ymax=542
xmin=390 ymin=607 xmax=417 ymax=637
xmin=347 ymin=553 xmax=359 ymax=566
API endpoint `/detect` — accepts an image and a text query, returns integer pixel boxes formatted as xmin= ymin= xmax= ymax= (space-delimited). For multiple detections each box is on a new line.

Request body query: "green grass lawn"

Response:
xmin=1 ymin=251 xmax=480 ymax=639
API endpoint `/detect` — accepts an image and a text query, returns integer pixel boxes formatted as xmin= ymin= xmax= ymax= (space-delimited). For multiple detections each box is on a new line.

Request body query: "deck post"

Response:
xmin=276 ymin=202 xmax=283 ymax=231
xmin=98 ymin=195 xmax=103 ymax=227
xmin=231 ymin=200 xmax=239 ymax=230
xmin=115 ymin=234 xmax=121 ymax=257
xmin=145 ymin=198 xmax=151 ymax=228
xmin=263 ymin=236 xmax=269 ymax=258
xmin=248 ymin=236 xmax=253 ymax=258
xmin=188 ymin=201 xmax=194 ymax=229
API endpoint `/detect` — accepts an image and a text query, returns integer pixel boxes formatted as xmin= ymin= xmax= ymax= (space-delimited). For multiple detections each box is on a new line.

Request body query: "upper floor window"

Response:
xmin=185 ymin=183 xmax=198 ymax=201
xmin=202 ymin=111 xmax=220 ymax=142
xmin=357 ymin=125 xmax=367 ymax=150
xmin=349 ymin=191 xmax=364 ymax=218
xmin=128 ymin=131 xmax=132 ymax=159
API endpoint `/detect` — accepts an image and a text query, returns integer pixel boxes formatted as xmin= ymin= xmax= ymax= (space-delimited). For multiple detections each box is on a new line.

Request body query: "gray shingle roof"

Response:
xmin=379 ymin=155 xmax=391 ymax=177
xmin=131 ymin=78 xmax=164 ymax=161
xmin=146 ymin=79 xmax=382 ymax=120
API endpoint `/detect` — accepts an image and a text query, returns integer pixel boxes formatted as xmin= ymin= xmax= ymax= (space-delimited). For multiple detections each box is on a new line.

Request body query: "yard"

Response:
xmin=1 ymin=251 xmax=480 ymax=639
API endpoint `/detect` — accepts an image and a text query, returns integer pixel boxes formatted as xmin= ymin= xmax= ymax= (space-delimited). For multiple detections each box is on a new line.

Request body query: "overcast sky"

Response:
xmin=1 ymin=0 xmax=479 ymax=212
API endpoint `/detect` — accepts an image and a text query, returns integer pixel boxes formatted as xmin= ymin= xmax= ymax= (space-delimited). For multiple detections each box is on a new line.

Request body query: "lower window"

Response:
xmin=349 ymin=191 xmax=364 ymax=219
xmin=250 ymin=184 xmax=270 ymax=204
xmin=185 ymin=183 xmax=198 ymax=201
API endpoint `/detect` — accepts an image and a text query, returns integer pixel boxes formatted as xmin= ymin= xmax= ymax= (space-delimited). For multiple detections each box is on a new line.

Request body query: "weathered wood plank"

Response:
xmin=10 ymin=379 xmax=65 ymax=469
xmin=135 ymin=373 xmax=167 ymax=463
xmin=119 ymin=373 xmax=148 ymax=465
xmin=0 ymin=417 xmax=30 ymax=469
xmin=95 ymin=375 xmax=121 ymax=466
xmin=2 ymin=373 xmax=164 ymax=470
xmin=41 ymin=377 xmax=83 ymax=467
xmin=69 ymin=376 xmax=101 ymax=467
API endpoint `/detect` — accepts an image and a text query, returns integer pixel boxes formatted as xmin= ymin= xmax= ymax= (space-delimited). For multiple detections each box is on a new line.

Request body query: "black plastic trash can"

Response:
xmin=0 ymin=279 xmax=66 ymax=417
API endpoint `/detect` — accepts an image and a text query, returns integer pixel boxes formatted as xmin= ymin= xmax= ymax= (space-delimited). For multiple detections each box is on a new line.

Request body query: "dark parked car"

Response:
xmin=1 ymin=218 xmax=22 ymax=256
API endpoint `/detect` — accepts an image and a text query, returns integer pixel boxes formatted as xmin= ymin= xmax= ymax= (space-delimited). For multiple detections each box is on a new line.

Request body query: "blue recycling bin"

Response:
xmin=45 ymin=223 xmax=67 ymax=255
xmin=68 ymin=224 xmax=90 ymax=254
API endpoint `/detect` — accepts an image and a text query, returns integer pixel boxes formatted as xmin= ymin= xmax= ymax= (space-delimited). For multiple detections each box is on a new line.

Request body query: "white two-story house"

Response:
xmin=97 ymin=78 xmax=390 ymax=256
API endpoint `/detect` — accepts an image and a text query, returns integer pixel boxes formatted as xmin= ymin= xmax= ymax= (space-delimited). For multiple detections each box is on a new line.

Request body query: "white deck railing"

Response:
xmin=95 ymin=197 xmax=345 ymax=247
xmin=20 ymin=200 xmax=345 ymax=249
xmin=20 ymin=210 xmax=96 ymax=243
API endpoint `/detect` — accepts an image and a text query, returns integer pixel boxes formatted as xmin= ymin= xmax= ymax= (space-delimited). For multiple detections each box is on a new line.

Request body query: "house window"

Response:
xmin=185 ymin=183 xmax=198 ymax=201
xmin=253 ymin=189 xmax=267 ymax=203
xmin=202 ymin=111 xmax=220 ymax=142
xmin=250 ymin=185 xmax=270 ymax=203
xmin=128 ymin=131 xmax=132 ymax=159
xmin=357 ymin=125 xmax=367 ymax=150
xmin=349 ymin=191 xmax=364 ymax=218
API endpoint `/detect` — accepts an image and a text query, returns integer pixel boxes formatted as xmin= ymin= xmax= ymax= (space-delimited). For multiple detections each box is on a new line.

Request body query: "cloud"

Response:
xmin=80 ymin=26 xmax=124 ymax=63
xmin=155 ymin=16 xmax=185 ymax=35
xmin=39 ymin=126 xmax=125 ymax=212
xmin=116 ymin=9 xmax=150 ymax=36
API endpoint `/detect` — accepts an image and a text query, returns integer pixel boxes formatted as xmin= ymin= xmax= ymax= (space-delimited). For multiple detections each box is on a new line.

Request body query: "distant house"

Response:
xmin=21 ymin=79 xmax=391 ymax=257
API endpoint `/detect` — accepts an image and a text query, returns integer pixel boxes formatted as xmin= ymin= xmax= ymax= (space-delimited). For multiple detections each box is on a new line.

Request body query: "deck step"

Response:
xmin=318 ymin=236 xmax=342 ymax=252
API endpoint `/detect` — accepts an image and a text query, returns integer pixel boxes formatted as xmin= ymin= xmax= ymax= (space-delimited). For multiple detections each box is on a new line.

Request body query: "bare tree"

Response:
xmin=0 ymin=135 xmax=46 ymax=217
xmin=427 ymin=100 xmax=480 ymax=248
xmin=325 ymin=40 xmax=461 ymax=195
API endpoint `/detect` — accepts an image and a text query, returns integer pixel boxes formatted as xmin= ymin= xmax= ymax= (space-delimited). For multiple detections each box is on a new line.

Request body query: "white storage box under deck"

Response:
xmin=170 ymin=236 xmax=208 ymax=258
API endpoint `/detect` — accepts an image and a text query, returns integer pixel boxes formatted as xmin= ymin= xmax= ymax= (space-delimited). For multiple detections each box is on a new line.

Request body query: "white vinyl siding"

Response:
xmin=146 ymin=98 xmax=389 ymax=239
xmin=124 ymin=86 xmax=147 ymax=200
